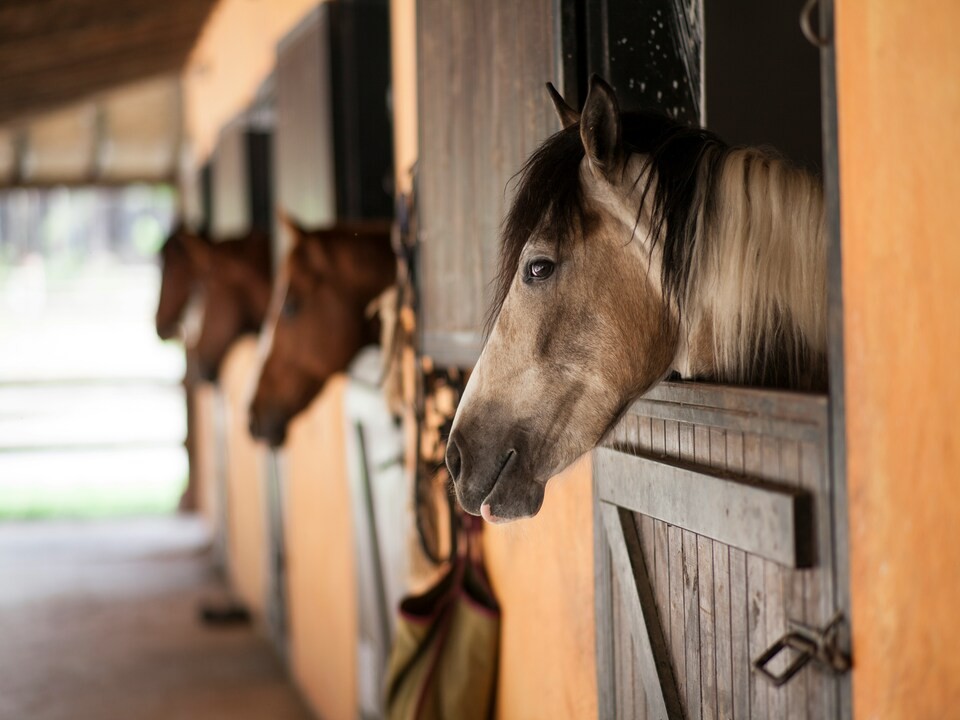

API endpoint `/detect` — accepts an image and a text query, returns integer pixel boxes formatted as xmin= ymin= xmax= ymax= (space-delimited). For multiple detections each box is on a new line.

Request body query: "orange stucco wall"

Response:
xmin=192 ymin=381 xmax=222 ymax=533
xmin=182 ymin=0 xmax=321 ymax=162
xmin=837 ymin=3 xmax=960 ymax=718
xmin=390 ymin=0 xmax=418 ymax=195
xmin=483 ymin=456 xmax=598 ymax=720
xmin=283 ymin=376 xmax=357 ymax=720
xmin=220 ymin=339 xmax=269 ymax=619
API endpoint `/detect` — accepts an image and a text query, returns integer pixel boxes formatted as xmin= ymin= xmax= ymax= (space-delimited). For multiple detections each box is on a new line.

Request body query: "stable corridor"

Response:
xmin=0 ymin=516 xmax=311 ymax=720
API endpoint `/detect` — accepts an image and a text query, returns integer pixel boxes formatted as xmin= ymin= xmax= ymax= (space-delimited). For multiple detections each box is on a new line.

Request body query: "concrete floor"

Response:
xmin=0 ymin=516 xmax=313 ymax=720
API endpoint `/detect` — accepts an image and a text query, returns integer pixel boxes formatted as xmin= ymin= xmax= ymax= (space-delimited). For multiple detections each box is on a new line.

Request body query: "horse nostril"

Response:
xmin=445 ymin=435 xmax=462 ymax=483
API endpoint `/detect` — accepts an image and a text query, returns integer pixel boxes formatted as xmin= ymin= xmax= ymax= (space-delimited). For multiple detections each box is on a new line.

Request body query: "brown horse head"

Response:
xmin=447 ymin=76 xmax=826 ymax=523
xmin=249 ymin=218 xmax=396 ymax=446
xmin=155 ymin=223 xmax=207 ymax=340
xmin=184 ymin=230 xmax=273 ymax=382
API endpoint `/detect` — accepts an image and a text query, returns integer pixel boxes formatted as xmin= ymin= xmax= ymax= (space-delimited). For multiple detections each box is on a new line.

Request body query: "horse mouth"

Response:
xmin=478 ymin=449 xmax=545 ymax=524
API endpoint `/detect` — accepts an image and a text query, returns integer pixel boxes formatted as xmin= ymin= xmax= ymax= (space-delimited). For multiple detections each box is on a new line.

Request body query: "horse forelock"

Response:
xmin=488 ymin=111 xmax=728 ymax=339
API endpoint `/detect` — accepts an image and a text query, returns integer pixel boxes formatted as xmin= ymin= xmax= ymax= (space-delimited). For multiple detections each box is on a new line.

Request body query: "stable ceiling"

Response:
xmin=0 ymin=0 xmax=218 ymax=125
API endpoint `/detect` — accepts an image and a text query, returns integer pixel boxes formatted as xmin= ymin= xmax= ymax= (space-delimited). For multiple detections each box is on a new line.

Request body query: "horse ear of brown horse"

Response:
xmin=300 ymin=234 xmax=333 ymax=275
xmin=546 ymin=82 xmax=579 ymax=129
xmin=277 ymin=208 xmax=308 ymax=242
xmin=182 ymin=233 xmax=214 ymax=274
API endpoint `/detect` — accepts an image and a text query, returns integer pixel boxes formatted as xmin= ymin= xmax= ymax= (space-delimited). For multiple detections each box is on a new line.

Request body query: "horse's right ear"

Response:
xmin=580 ymin=74 xmax=623 ymax=180
xmin=182 ymin=233 xmax=214 ymax=273
xmin=546 ymin=82 xmax=579 ymax=129
xmin=300 ymin=235 xmax=332 ymax=275
xmin=277 ymin=208 xmax=306 ymax=240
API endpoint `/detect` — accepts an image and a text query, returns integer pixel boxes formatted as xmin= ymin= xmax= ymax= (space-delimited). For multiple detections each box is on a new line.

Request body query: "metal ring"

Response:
xmin=800 ymin=0 xmax=830 ymax=48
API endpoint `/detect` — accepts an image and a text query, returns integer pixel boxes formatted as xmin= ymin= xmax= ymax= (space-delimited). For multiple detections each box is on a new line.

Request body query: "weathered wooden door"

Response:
xmin=594 ymin=384 xmax=848 ymax=719
xmin=587 ymin=0 xmax=850 ymax=717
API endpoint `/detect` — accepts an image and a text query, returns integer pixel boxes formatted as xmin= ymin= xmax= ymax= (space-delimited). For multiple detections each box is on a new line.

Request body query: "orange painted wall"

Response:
xmin=283 ymin=377 xmax=357 ymax=720
xmin=837 ymin=3 xmax=960 ymax=718
xmin=192 ymin=382 xmax=222 ymax=532
xmin=182 ymin=0 xmax=321 ymax=162
xmin=219 ymin=339 xmax=269 ymax=619
xmin=482 ymin=456 xmax=598 ymax=720
xmin=390 ymin=0 xmax=418 ymax=195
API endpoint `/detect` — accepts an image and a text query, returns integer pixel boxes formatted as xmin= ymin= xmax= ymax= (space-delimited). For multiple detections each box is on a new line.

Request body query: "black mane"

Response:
xmin=488 ymin=110 xmax=729 ymax=335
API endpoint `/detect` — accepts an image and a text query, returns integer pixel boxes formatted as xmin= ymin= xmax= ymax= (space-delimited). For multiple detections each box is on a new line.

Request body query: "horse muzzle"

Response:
xmin=248 ymin=407 xmax=288 ymax=447
xmin=446 ymin=429 xmax=545 ymax=523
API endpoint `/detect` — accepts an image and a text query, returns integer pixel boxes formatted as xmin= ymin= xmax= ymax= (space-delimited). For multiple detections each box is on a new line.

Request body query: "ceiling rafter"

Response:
xmin=0 ymin=0 xmax=218 ymax=125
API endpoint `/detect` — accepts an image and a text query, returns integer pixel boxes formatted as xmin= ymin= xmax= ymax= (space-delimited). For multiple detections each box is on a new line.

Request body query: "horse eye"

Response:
xmin=526 ymin=259 xmax=555 ymax=282
xmin=281 ymin=294 xmax=299 ymax=319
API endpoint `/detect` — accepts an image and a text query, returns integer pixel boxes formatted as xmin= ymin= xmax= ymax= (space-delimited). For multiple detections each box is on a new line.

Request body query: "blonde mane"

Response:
xmin=683 ymin=147 xmax=827 ymax=386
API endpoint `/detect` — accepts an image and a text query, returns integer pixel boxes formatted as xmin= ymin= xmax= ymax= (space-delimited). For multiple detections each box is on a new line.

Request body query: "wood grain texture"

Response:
xmin=0 ymin=0 xmax=216 ymax=124
xmin=417 ymin=0 xmax=560 ymax=365
xmin=837 ymin=3 xmax=960 ymax=718
xmin=598 ymin=383 xmax=838 ymax=719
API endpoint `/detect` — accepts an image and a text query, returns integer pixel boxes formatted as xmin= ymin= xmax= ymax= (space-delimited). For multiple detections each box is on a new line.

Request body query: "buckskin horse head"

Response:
xmin=183 ymin=230 xmax=273 ymax=382
xmin=249 ymin=217 xmax=396 ymax=446
xmin=446 ymin=75 xmax=827 ymax=523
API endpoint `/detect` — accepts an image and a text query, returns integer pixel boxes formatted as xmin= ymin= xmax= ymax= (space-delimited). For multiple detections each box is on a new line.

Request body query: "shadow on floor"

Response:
xmin=0 ymin=515 xmax=312 ymax=720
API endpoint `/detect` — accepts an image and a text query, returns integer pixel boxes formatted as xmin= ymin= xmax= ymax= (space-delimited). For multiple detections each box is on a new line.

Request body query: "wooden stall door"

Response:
xmin=594 ymin=384 xmax=847 ymax=719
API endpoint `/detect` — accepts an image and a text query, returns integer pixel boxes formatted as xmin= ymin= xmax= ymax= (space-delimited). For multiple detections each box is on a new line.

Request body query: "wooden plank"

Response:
xmin=712 ymin=542 xmax=733 ymax=720
xmin=678 ymin=421 xmax=695 ymax=463
xmin=595 ymin=448 xmax=811 ymax=567
xmin=652 ymin=417 xmax=667 ymax=456
xmin=762 ymin=436 xmax=786 ymax=720
xmin=705 ymin=427 xmax=734 ymax=720
xmin=683 ymin=530 xmax=702 ymax=718
xmin=420 ymin=331 xmax=484 ymax=368
xmin=693 ymin=425 xmax=722 ymax=720
xmin=602 ymin=503 xmax=684 ymax=720
xmin=699 ymin=535 xmax=718 ymax=720
xmin=631 ymin=396 xmax=824 ymax=444
xmin=729 ymin=547 xmax=751 ymax=720
xmin=743 ymin=434 xmax=768 ymax=720
xmin=612 ymin=567 xmax=627 ymax=719
xmin=654 ymin=518 xmax=672 ymax=685
xmin=449 ymin=0 xmax=468 ymax=340
xmin=641 ymin=382 xmax=828 ymax=428
xmin=637 ymin=415 xmax=653 ymax=454
xmin=781 ymin=440 xmax=808 ymax=720
xmin=800 ymin=438 xmax=838 ymax=719
xmin=668 ymin=523 xmax=687 ymax=712
xmin=723 ymin=430 xmax=749 ymax=718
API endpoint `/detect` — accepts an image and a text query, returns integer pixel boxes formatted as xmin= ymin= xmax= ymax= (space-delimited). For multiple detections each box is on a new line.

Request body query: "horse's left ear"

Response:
xmin=301 ymin=235 xmax=332 ymax=275
xmin=546 ymin=82 xmax=579 ymax=129
xmin=182 ymin=233 xmax=214 ymax=273
xmin=580 ymin=74 xmax=623 ymax=180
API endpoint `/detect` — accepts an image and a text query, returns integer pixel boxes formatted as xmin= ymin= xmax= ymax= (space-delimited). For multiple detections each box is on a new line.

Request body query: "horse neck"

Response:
xmin=680 ymin=148 xmax=828 ymax=387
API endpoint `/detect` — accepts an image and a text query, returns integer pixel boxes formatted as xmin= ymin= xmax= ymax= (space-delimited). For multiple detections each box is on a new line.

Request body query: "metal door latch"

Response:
xmin=753 ymin=612 xmax=851 ymax=687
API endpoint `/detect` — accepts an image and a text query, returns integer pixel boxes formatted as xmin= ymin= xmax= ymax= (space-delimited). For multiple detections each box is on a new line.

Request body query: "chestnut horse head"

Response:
xmin=183 ymin=230 xmax=273 ymax=382
xmin=446 ymin=75 xmax=826 ymax=523
xmin=249 ymin=218 xmax=396 ymax=446
xmin=155 ymin=223 xmax=208 ymax=340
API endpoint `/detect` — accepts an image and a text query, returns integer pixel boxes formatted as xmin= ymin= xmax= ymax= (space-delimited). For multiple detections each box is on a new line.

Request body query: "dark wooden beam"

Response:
xmin=0 ymin=0 xmax=217 ymax=124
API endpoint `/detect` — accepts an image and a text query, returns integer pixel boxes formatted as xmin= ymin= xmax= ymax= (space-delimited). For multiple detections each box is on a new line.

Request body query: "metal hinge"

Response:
xmin=753 ymin=612 xmax=851 ymax=687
